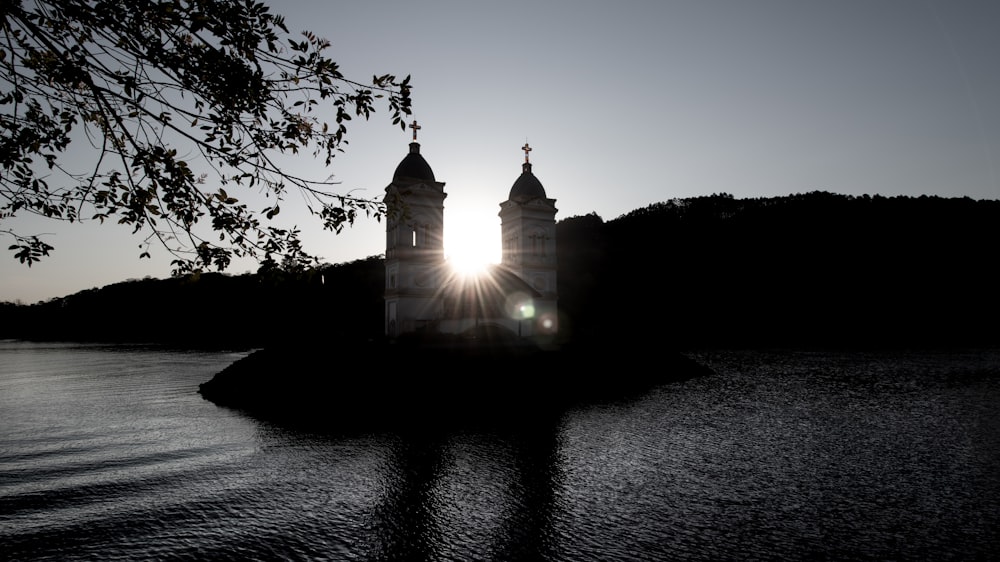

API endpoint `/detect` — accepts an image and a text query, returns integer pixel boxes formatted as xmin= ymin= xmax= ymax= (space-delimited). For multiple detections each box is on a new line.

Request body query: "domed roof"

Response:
xmin=393 ymin=142 xmax=435 ymax=182
xmin=508 ymin=162 xmax=546 ymax=200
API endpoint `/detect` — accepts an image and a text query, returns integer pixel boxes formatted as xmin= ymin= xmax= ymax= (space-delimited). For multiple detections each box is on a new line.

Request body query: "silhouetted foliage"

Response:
xmin=1 ymin=0 xmax=410 ymax=272
xmin=551 ymin=212 xmax=607 ymax=343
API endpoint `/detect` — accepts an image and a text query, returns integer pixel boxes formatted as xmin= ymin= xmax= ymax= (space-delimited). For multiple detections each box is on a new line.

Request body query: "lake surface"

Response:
xmin=1 ymin=341 xmax=998 ymax=561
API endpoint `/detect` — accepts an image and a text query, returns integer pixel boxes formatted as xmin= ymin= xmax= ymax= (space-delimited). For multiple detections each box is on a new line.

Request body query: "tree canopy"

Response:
xmin=1 ymin=0 xmax=411 ymax=272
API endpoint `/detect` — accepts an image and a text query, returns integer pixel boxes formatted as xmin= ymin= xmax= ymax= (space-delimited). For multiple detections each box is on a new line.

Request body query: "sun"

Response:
xmin=445 ymin=217 xmax=500 ymax=276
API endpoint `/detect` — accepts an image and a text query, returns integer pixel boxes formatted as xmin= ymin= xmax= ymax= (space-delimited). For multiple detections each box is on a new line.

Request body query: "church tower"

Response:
xmin=384 ymin=122 xmax=447 ymax=337
xmin=498 ymin=143 xmax=559 ymax=336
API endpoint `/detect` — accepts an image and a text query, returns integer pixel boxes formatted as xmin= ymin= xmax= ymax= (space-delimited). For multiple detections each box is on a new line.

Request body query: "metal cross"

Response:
xmin=522 ymin=142 xmax=532 ymax=163
xmin=410 ymin=120 xmax=421 ymax=141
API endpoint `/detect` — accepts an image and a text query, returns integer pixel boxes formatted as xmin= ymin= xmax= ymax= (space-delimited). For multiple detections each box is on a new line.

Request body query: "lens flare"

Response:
xmin=506 ymin=292 xmax=534 ymax=319
xmin=539 ymin=314 xmax=557 ymax=333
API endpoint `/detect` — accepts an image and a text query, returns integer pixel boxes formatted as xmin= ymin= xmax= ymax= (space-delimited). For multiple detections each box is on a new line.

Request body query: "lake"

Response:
xmin=1 ymin=341 xmax=998 ymax=560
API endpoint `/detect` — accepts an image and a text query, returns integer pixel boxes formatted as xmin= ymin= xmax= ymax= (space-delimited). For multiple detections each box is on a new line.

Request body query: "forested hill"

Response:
xmin=557 ymin=191 xmax=999 ymax=348
xmin=0 ymin=258 xmax=386 ymax=348
xmin=3 ymin=191 xmax=998 ymax=349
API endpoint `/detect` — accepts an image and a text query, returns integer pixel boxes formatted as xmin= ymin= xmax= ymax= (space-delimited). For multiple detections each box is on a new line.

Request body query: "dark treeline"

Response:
xmin=3 ymin=191 xmax=998 ymax=349
xmin=0 ymin=258 xmax=385 ymax=348
xmin=558 ymin=191 xmax=999 ymax=349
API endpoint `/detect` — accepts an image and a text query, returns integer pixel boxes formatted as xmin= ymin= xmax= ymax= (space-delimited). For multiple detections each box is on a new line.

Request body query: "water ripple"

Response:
xmin=2 ymin=343 xmax=999 ymax=560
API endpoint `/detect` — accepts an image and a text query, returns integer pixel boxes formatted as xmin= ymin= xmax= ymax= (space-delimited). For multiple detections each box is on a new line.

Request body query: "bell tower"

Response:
xmin=498 ymin=143 xmax=558 ymax=336
xmin=384 ymin=122 xmax=447 ymax=337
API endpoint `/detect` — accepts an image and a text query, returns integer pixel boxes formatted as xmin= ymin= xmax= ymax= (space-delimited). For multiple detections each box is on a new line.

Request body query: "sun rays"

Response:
xmin=428 ymin=262 xmax=544 ymax=339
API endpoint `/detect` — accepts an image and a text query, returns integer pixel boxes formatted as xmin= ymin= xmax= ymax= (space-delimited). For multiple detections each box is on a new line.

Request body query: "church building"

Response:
xmin=383 ymin=122 xmax=558 ymax=342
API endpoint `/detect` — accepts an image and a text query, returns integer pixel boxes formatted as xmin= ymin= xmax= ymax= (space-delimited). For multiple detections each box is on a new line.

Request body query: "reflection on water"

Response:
xmin=362 ymin=426 xmax=562 ymax=561
xmin=1 ymin=342 xmax=998 ymax=560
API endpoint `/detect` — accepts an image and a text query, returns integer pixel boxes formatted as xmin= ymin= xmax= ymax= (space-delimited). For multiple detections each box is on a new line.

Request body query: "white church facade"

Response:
xmin=383 ymin=123 xmax=558 ymax=342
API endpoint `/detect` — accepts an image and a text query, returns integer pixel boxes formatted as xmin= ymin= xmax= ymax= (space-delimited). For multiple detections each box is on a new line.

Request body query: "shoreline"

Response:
xmin=197 ymin=337 xmax=713 ymax=429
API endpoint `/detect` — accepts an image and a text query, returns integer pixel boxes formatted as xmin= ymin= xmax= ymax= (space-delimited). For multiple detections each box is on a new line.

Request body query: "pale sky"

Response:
xmin=2 ymin=0 xmax=998 ymax=304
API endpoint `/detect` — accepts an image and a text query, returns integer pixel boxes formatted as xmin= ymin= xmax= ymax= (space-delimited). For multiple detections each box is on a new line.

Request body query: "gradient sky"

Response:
xmin=3 ymin=0 xmax=998 ymax=304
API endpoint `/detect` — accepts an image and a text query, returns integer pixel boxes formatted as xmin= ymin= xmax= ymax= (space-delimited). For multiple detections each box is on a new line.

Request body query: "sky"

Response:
xmin=3 ymin=0 xmax=998 ymax=304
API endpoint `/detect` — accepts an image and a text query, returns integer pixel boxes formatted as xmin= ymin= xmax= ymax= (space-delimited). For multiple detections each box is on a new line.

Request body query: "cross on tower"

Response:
xmin=522 ymin=142 xmax=532 ymax=163
xmin=410 ymin=120 xmax=421 ymax=141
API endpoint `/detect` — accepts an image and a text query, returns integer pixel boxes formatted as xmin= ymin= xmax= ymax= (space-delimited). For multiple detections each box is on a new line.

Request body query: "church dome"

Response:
xmin=393 ymin=142 xmax=435 ymax=182
xmin=508 ymin=162 xmax=546 ymax=200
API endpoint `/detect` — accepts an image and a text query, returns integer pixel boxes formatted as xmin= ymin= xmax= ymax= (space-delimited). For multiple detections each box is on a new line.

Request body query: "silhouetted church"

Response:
xmin=384 ymin=122 xmax=558 ymax=342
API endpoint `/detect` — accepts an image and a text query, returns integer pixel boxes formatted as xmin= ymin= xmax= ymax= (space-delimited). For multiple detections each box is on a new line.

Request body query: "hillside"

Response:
xmin=4 ymin=191 xmax=998 ymax=349
xmin=558 ymin=191 xmax=999 ymax=348
xmin=0 ymin=258 xmax=385 ymax=348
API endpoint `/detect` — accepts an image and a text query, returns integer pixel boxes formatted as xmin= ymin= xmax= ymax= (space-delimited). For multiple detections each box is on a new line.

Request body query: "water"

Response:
xmin=1 ymin=341 xmax=998 ymax=561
